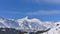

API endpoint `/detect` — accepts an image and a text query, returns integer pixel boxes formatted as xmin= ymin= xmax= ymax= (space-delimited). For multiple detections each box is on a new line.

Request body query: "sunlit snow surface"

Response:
xmin=0 ymin=17 xmax=60 ymax=34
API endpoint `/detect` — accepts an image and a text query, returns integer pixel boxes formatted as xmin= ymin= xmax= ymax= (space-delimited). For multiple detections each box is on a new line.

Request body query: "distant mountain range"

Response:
xmin=0 ymin=16 xmax=60 ymax=34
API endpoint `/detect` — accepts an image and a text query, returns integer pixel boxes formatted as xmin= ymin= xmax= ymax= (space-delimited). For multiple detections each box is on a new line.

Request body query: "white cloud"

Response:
xmin=27 ymin=10 xmax=60 ymax=15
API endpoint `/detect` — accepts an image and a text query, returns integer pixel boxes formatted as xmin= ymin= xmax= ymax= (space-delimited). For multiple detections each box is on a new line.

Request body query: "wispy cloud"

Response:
xmin=26 ymin=0 xmax=60 ymax=4
xmin=2 ymin=10 xmax=60 ymax=15
xmin=44 ymin=0 xmax=60 ymax=4
xmin=0 ymin=11 xmax=22 ymax=15
xmin=27 ymin=10 xmax=60 ymax=15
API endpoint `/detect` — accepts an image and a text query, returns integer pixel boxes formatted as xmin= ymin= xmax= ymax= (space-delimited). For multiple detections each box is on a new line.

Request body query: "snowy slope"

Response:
xmin=43 ymin=22 xmax=60 ymax=34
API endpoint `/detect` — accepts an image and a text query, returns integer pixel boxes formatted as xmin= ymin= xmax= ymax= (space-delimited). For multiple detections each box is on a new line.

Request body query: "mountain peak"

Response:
xmin=25 ymin=16 xmax=29 ymax=19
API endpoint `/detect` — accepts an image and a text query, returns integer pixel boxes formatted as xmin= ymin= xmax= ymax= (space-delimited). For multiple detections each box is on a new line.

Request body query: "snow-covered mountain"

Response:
xmin=0 ymin=16 xmax=60 ymax=34
xmin=0 ymin=17 xmax=52 ymax=31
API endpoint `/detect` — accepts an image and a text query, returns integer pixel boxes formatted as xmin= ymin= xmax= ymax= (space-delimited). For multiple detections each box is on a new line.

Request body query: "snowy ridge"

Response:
xmin=0 ymin=17 xmax=60 ymax=34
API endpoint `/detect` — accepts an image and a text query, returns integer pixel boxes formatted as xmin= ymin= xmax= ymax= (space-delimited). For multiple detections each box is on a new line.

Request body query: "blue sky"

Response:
xmin=0 ymin=0 xmax=60 ymax=21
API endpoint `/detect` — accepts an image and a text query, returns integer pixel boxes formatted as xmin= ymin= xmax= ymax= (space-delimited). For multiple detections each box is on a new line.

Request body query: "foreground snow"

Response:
xmin=45 ymin=22 xmax=60 ymax=34
xmin=0 ymin=17 xmax=60 ymax=34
